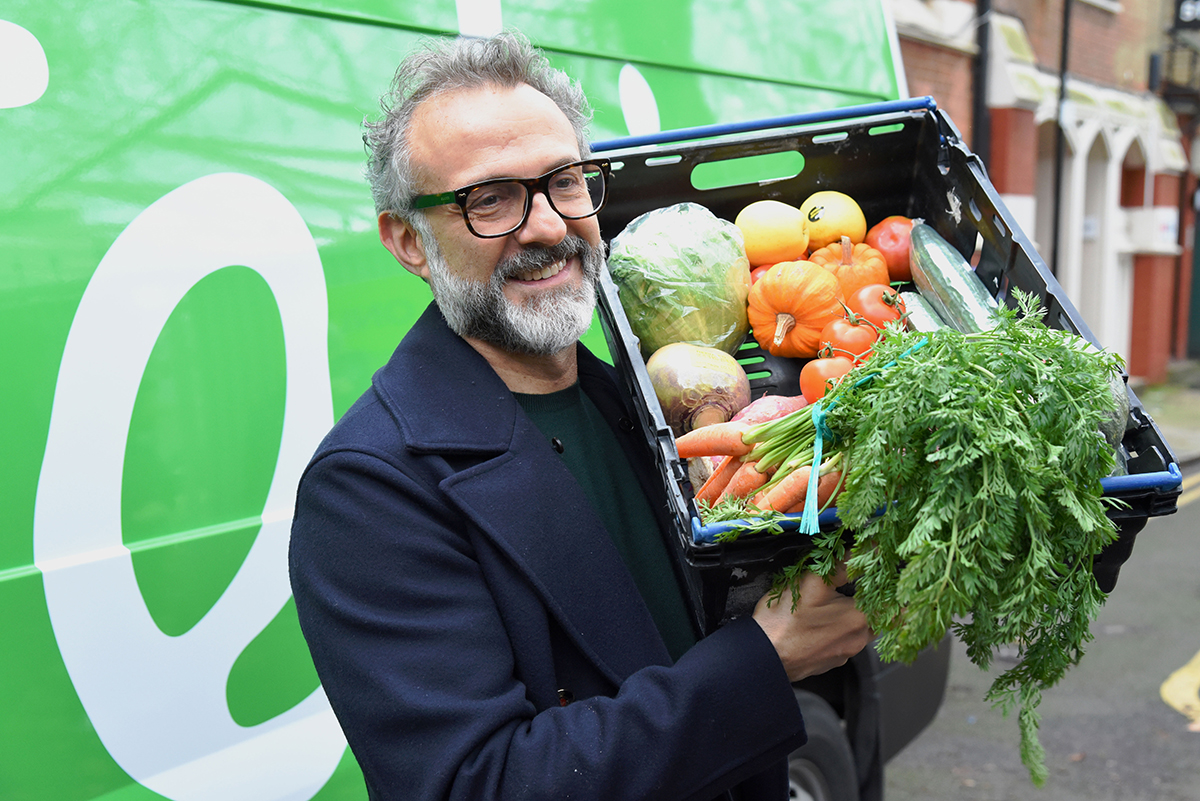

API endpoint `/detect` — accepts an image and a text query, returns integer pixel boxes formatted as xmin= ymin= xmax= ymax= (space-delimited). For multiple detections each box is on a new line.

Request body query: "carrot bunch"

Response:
xmin=675 ymin=404 xmax=845 ymax=522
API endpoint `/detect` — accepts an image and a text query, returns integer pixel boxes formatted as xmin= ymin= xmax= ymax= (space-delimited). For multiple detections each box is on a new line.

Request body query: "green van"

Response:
xmin=0 ymin=2 xmax=943 ymax=800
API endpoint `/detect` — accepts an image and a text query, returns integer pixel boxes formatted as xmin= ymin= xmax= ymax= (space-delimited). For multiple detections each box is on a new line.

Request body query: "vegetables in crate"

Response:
xmin=766 ymin=290 xmax=1126 ymax=786
xmin=734 ymin=200 xmax=809 ymax=266
xmin=608 ymin=202 xmax=752 ymax=359
xmin=746 ymin=260 xmax=844 ymax=357
xmin=799 ymin=355 xmax=854 ymax=403
xmin=865 ymin=215 xmax=915 ymax=282
xmin=808 ymin=235 xmax=890 ymax=300
xmin=798 ymin=190 xmax=866 ymax=250
xmin=846 ymin=283 xmax=906 ymax=330
xmin=818 ymin=313 xmax=879 ymax=363
xmin=899 ymin=290 xmax=948 ymax=332
xmin=646 ymin=342 xmax=751 ymax=437
xmin=909 ymin=220 xmax=999 ymax=333
xmin=693 ymin=290 xmax=1123 ymax=785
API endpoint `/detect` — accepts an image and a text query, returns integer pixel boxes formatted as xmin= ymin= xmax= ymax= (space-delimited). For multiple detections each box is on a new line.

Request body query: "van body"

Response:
xmin=0 ymin=2 xmax=941 ymax=799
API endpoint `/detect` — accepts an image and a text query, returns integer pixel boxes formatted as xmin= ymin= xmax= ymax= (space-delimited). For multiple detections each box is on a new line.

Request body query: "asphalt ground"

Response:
xmin=883 ymin=362 xmax=1200 ymax=800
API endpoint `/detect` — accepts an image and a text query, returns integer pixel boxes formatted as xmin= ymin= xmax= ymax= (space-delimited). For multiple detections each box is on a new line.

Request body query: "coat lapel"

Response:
xmin=372 ymin=305 xmax=672 ymax=683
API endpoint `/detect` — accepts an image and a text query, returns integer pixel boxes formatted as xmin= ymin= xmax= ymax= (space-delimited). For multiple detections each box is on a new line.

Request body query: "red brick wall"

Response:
xmin=898 ymin=37 xmax=974 ymax=146
xmin=992 ymin=0 xmax=1150 ymax=91
xmin=1129 ymin=171 xmax=1184 ymax=380
xmin=988 ymin=107 xmax=1037 ymax=194
xmin=1129 ymin=254 xmax=1176 ymax=382
xmin=1169 ymin=166 xmax=1196 ymax=359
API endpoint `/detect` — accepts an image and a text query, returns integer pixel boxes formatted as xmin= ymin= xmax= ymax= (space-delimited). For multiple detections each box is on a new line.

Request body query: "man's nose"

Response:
xmin=513 ymin=189 xmax=567 ymax=246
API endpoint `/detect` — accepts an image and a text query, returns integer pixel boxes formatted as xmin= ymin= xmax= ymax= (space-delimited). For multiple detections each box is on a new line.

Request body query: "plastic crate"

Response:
xmin=593 ymin=97 xmax=1184 ymax=631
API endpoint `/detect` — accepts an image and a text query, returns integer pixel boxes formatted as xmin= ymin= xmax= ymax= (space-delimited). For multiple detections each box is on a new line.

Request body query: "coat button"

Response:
xmin=557 ymin=688 xmax=574 ymax=707
xmin=618 ymin=416 xmax=635 ymax=432
xmin=551 ymin=437 xmax=564 ymax=453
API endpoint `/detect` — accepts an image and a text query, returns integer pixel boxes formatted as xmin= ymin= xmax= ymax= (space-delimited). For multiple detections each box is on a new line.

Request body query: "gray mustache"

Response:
xmin=497 ymin=236 xmax=591 ymax=279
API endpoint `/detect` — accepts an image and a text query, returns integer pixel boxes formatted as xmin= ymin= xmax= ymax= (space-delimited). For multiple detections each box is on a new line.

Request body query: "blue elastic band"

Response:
xmin=798 ymin=335 xmax=931 ymax=536
xmin=800 ymin=401 xmax=832 ymax=535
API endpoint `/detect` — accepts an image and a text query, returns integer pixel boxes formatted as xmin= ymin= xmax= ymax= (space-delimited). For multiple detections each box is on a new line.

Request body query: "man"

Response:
xmin=289 ymin=31 xmax=871 ymax=801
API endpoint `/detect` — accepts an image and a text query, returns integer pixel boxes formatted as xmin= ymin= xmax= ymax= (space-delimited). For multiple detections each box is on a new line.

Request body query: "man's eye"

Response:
xmin=552 ymin=172 xmax=584 ymax=191
xmin=467 ymin=184 xmax=520 ymax=215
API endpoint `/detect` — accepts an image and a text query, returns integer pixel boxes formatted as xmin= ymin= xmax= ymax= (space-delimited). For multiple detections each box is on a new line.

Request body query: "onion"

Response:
xmin=646 ymin=342 xmax=751 ymax=436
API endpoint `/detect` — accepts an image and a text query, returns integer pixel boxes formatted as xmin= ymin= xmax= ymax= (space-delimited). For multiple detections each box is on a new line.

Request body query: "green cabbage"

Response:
xmin=608 ymin=202 xmax=751 ymax=359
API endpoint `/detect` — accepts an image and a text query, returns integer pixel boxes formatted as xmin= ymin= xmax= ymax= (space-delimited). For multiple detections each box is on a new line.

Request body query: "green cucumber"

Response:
xmin=900 ymin=290 xmax=948 ymax=332
xmin=909 ymin=221 xmax=999 ymax=333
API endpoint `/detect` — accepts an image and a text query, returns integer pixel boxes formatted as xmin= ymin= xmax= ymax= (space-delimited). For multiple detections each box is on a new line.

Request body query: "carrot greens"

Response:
xmin=775 ymin=290 xmax=1126 ymax=785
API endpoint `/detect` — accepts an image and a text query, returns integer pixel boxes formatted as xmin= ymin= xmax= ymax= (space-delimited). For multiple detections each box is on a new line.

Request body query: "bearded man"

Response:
xmin=288 ymin=30 xmax=871 ymax=801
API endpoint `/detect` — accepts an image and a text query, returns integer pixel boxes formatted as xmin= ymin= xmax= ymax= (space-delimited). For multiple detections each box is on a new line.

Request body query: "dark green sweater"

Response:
xmin=515 ymin=383 xmax=696 ymax=661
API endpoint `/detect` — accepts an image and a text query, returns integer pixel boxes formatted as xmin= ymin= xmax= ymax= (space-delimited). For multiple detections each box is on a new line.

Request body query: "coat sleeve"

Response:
xmin=289 ymin=443 xmax=806 ymax=801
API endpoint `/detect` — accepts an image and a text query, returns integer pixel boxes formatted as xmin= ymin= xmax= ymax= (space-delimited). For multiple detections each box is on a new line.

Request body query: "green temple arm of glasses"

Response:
xmin=412 ymin=191 xmax=456 ymax=210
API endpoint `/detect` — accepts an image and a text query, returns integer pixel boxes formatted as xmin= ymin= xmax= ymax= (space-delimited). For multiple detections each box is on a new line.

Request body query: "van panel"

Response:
xmin=1 ymin=1 xmax=902 ymax=798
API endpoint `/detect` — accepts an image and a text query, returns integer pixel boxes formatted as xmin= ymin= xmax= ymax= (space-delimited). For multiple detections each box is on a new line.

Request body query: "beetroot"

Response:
xmin=646 ymin=342 xmax=751 ymax=437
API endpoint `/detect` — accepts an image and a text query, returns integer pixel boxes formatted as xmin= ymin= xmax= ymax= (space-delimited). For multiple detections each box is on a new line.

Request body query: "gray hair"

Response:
xmin=364 ymin=30 xmax=593 ymax=230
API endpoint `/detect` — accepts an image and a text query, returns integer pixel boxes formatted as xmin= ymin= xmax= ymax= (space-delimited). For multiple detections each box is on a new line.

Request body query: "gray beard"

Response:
xmin=425 ymin=235 xmax=603 ymax=357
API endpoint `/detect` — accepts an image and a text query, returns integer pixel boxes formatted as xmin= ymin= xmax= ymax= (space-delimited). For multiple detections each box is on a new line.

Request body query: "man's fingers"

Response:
xmin=827 ymin=558 xmax=851 ymax=587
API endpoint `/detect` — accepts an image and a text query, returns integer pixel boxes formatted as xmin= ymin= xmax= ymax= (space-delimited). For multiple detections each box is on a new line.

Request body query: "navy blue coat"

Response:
xmin=289 ymin=304 xmax=806 ymax=801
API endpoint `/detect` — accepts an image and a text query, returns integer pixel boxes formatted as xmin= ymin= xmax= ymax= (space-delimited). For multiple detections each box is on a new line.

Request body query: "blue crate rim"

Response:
xmin=689 ymin=463 xmax=1184 ymax=546
xmin=590 ymin=96 xmax=939 ymax=153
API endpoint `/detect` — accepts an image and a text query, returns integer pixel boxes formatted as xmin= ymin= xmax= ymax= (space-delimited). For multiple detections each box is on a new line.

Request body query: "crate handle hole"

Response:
xmin=868 ymin=122 xmax=906 ymax=136
xmin=690 ymin=150 xmax=804 ymax=191
xmin=991 ymin=213 xmax=1008 ymax=239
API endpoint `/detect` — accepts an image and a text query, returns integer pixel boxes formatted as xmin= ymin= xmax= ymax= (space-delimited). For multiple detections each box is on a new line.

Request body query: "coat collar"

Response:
xmin=371 ymin=303 xmax=674 ymax=681
xmin=372 ymin=304 xmax=519 ymax=455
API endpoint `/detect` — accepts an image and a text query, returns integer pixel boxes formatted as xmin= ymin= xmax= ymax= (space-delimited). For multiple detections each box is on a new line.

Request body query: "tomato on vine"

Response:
xmin=847 ymin=283 xmax=906 ymax=330
xmin=819 ymin=312 xmax=879 ymax=364
xmin=799 ymin=355 xmax=854 ymax=404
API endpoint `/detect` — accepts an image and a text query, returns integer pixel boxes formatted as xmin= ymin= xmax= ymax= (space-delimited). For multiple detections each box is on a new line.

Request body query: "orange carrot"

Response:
xmin=783 ymin=470 xmax=843 ymax=514
xmin=694 ymin=453 xmax=742 ymax=505
xmin=718 ymin=459 xmax=769 ymax=502
xmin=674 ymin=421 xmax=753 ymax=459
xmin=752 ymin=466 xmax=811 ymax=512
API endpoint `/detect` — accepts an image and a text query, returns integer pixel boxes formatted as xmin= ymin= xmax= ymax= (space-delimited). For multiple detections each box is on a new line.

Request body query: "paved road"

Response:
xmin=883 ymin=463 xmax=1200 ymax=800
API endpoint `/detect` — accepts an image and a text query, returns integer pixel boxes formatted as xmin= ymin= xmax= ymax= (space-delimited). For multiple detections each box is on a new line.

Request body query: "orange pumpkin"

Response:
xmin=808 ymin=235 xmax=890 ymax=301
xmin=747 ymin=260 xmax=844 ymax=358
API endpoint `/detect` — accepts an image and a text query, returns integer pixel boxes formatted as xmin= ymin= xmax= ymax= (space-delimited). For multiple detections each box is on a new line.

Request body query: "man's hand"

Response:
xmin=752 ymin=562 xmax=872 ymax=683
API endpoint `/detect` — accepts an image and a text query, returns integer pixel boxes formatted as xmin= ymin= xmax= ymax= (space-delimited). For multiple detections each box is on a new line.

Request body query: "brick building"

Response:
xmin=887 ymin=0 xmax=1198 ymax=384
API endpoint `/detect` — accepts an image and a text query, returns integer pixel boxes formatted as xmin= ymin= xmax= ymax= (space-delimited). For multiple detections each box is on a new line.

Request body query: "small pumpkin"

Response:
xmin=808 ymin=235 xmax=890 ymax=301
xmin=747 ymin=260 xmax=844 ymax=358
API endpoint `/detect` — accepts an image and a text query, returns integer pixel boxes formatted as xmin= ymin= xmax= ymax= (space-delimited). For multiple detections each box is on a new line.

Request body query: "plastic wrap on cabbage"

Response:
xmin=607 ymin=202 xmax=752 ymax=359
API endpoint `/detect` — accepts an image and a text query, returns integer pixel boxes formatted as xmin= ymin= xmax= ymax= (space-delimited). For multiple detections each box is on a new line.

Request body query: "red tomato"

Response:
xmin=750 ymin=264 xmax=774 ymax=284
xmin=847 ymin=284 xmax=906 ymax=330
xmin=800 ymin=356 xmax=854 ymax=404
xmin=819 ymin=315 xmax=878 ymax=363
xmin=865 ymin=215 xmax=914 ymax=282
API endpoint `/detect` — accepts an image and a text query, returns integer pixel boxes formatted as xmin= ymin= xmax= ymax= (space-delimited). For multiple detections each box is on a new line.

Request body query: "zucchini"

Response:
xmin=909 ymin=222 xmax=999 ymax=333
xmin=900 ymin=290 xmax=948 ymax=332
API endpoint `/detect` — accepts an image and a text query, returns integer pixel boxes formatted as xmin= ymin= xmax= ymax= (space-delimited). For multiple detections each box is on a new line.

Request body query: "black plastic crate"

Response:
xmin=593 ymin=98 xmax=1184 ymax=631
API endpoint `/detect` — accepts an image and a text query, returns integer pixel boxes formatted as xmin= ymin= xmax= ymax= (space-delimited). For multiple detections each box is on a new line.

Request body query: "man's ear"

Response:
xmin=378 ymin=212 xmax=430 ymax=281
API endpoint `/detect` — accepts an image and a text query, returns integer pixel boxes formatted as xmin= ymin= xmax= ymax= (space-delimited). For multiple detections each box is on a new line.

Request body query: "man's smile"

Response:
xmin=512 ymin=257 xmax=568 ymax=283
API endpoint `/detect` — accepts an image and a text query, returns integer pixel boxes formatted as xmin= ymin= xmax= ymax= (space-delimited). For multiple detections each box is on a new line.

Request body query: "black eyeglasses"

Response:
xmin=411 ymin=159 xmax=611 ymax=238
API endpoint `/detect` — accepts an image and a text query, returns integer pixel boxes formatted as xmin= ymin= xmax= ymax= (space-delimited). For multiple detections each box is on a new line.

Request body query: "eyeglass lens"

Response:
xmin=462 ymin=162 xmax=606 ymax=236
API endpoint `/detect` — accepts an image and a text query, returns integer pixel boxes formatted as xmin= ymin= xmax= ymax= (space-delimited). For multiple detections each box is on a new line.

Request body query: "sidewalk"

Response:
xmin=1130 ymin=360 xmax=1200 ymax=468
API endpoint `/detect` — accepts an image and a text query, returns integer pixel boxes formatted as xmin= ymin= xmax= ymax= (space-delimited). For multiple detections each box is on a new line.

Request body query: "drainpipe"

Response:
xmin=1050 ymin=0 xmax=1074 ymax=276
xmin=972 ymin=0 xmax=991 ymax=168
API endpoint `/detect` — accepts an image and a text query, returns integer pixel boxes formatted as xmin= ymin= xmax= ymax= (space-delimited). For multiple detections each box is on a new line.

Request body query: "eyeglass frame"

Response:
xmin=410 ymin=158 xmax=612 ymax=239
